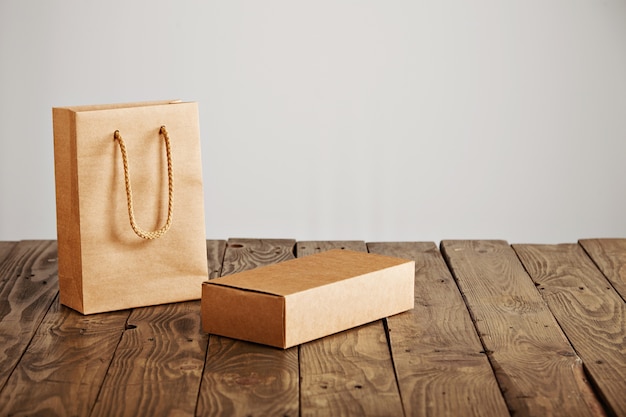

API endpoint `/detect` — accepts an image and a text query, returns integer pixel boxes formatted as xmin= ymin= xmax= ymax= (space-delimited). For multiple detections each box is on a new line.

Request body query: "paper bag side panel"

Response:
xmin=202 ymin=283 xmax=285 ymax=348
xmin=284 ymin=261 xmax=415 ymax=348
xmin=52 ymin=107 xmax=84 ymax=312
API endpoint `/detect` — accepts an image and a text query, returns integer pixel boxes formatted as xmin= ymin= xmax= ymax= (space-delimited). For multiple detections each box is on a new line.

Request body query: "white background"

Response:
xmin=1 ymin=0 xmax=625 ymax=244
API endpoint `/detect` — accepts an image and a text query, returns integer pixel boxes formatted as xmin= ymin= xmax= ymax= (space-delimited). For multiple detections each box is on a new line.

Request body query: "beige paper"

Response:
xmin=53 ymin=100 xmax=208 ymax=314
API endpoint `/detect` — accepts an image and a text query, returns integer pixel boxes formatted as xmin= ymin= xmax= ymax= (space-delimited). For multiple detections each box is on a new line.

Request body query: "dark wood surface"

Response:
xmin=0 ymin=238 xmax=625 ymax=417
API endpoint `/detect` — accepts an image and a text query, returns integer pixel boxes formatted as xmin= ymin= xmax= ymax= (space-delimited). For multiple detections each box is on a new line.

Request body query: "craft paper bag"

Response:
xmin=53 ymin=100 xmax=208 ymax=314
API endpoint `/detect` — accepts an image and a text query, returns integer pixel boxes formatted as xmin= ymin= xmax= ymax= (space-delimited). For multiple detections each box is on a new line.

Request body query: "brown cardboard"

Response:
xmin=201 ymin=249 xmax=415 ymax=348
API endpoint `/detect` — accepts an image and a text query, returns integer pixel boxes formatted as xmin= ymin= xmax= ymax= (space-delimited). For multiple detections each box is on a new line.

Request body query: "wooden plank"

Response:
xmin=197 ymin=238 xmax=300 ymax=417
xmin=206 ymin=239 xmax=228 ymax=281
xmin=514 ymin=243 xmax=626 ymax=417
xmin=297 ymin=241 xmax=404 ymax=417
xmin=441 ymin=240 xmax=604 ymax=417
xmin=367 ymin=241 xmax=509 ymax=417
xmin=0 ymin=241 xmax=19 ymax=295
xmin=0 ymin=240 xmax=59 ymax=392
xmin=90 ymin=240 xmax=227 ymax=417
xmin=296 ymin=241 xmax=365 ymax=256
xmin=0 ymin=241 xmax=18 ymax=272
xmin=579 ymin=238 xmax=626 ymax=299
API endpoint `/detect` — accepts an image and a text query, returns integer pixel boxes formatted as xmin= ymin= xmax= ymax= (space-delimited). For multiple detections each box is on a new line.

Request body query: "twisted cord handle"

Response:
xmin=113 ymin=126 xmax=173 ymax=239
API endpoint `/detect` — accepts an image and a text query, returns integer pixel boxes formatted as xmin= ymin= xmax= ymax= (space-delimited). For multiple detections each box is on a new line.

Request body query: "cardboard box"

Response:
xmin=201 ymin=249 xmax=415 ymax=348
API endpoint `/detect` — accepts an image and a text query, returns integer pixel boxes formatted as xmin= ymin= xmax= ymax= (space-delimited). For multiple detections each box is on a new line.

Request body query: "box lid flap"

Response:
xmin=207 ymin=249 xmax=412 ymax=296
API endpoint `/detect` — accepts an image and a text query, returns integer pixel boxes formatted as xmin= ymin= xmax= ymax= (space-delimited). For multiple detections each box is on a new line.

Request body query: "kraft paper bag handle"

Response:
xmin=113 ymin=126 xmax=173 ymax=240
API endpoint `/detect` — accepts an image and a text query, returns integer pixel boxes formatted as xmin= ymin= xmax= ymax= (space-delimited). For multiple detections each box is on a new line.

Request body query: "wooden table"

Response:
xmin=1 ymin=238 xmax=625 ymax=417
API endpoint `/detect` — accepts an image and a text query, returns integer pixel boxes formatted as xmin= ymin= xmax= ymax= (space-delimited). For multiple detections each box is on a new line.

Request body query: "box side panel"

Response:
xmin=202 ymin=283 xmax=286 ymax=348
xmin=52 ymin=107 xmax=84 ymax=313
xmin=284 ymin=260 xmax=414 ymax=347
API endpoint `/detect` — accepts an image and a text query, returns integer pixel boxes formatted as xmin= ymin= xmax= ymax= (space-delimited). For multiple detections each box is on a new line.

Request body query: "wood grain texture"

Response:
xmin=91 ymin=301 xmax=208 ymax=417
xmin=441 ymin=240 xmax=604 ymax=417
xmin=0 ymin=296 xmax=129 ymax=417
xmin=0 ymin=240 xmax=59 ymax=391
xmin=367 ymin=242 xmax=509 ymax=417
xmin=514 ymin=243 xmax=626 ymax=417
xmin=297 ymin=241 xmax=404 ymax=417
xmin=206 ymin=239 xmax=228 ymax=280
xmin=579 ymin=238 xmax=626 ymax=300
xmin=1 ymin=237 xmax=623 ymax=416
xmin=0 ymin=241 xmax=18 ymax=303
xmin=0 ymin=241 xmax=17 ymax=273
xmin=197 ymin=238 xmax=300 ymax=417
xmin=90 ymin=240 xmax=226 ymax=417
xmin=296 ymin=240 xmax=366 ymax=257
xmin=200 ymin=335 xmax=299 ymax=417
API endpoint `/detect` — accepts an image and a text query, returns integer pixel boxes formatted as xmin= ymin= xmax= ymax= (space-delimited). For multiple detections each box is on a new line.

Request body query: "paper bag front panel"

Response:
xmin=55 ymin=101 xmax=208 ymax=314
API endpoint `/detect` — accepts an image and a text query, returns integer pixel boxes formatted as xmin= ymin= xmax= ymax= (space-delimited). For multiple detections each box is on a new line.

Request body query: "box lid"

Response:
xmin=207 ymin=249 xmax=411 ymax=296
